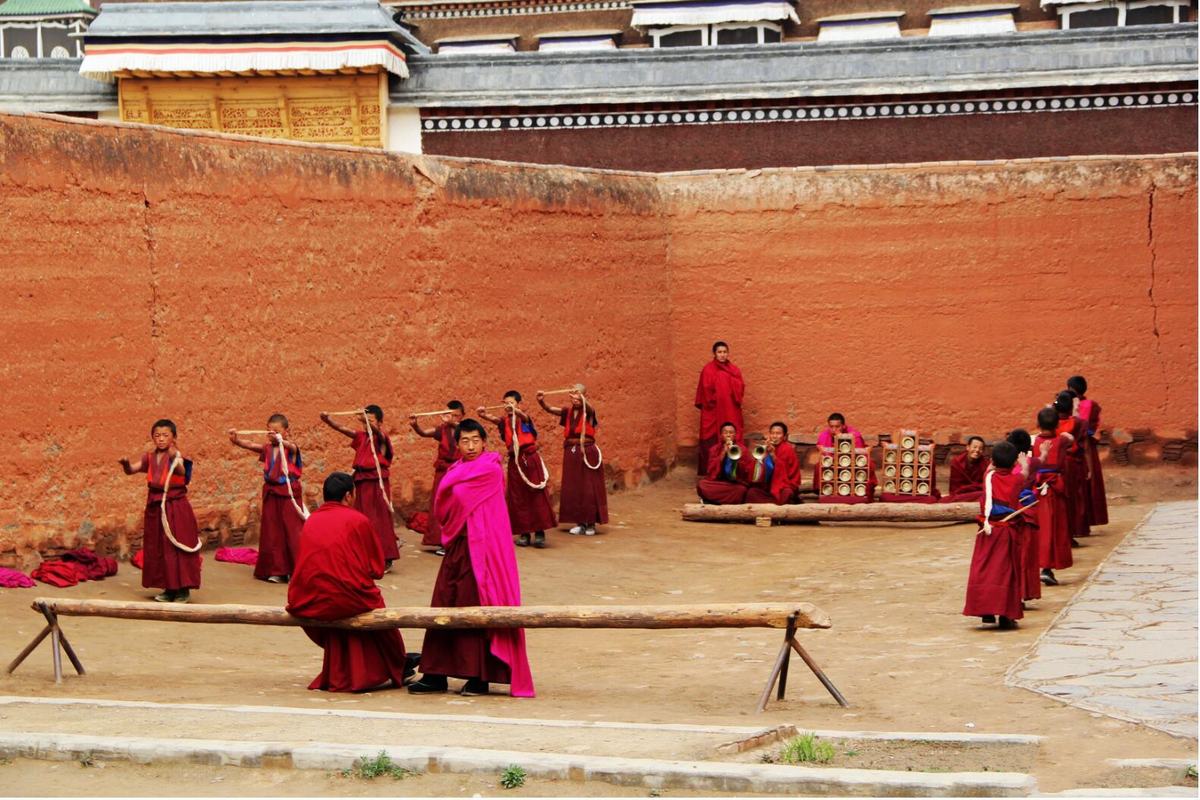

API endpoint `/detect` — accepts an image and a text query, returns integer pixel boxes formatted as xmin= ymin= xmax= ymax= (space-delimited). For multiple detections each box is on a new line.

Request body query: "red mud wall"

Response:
xmin=664 ymin=155 xmax=1198 ymax=448
xmin=0 ymin=113 xmax=672 ymax=567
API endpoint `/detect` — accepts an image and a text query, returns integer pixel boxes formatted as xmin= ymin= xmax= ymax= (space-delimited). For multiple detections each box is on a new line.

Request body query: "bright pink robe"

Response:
xmin=817 ymin=426 xmax=866 ymax=448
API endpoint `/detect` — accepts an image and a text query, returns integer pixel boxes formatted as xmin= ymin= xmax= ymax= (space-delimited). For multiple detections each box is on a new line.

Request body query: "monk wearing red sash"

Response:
xmin=538 ymin=387 xmax=608 ymax=536
xmin=321 ymin=404 xmax=399 ymax=566
xmin=478 ymin=391 xmax=556 ymax=549
xmin=697 ymin=422 xmax=748 ymax=505
xmin=1006 ymin=429 xmax=1041 ymax=603
xmin=1034 ymin=407 xmax=1074 ymax=586
xmin=744 ymin=422 xmax=803 ymax=504
xmin=946 ymin=436 xmax=990 ymax=502
xmin=1054 ymin=390 xmax=1090 ymax=541
xmin=229 ymin=414 xmax=306 ymax=583
xmin=694 ymin=341 xmax=745 ymax=475
xmin=410 ymin=401 xmax=465 ymax=555
xmin=408 ymin=420 xmax=535 ymax=698
xmin=816 ymin=413 xmax=866 ymax=448
xmin=963 ymin=441 xmax=1032 ymax=630
xmin=119 ymin=419 xmax=202 ymax=603
xmin=1068 ymin=375 xmax=1108 ymax=528
xmin=287 ymin=472 xmax=414 ymax=693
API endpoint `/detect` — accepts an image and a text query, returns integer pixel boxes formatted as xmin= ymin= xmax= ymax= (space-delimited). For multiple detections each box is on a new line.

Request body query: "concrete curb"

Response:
xmin=1105 ymin=758 xmax=1196 ymax=769
xmin=1039 ymin=789 xmax=1197 ymax=797
xmin=0 ymin=731 xmax=1038 ymax=797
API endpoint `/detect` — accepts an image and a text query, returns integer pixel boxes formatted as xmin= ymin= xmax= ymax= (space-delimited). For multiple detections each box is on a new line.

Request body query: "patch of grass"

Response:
xmin=759 ymin=752 xmax=777 ymax=764
xmin=78 ymin=752 xmax=95 ymax=768
xmin=1186 ymin=764 xmax=1197 ymax=780
xmin=499 ymin=764 xmax=527 ymax=789
xmin=0 ymin=758 xmax=12 ymax=767
xmin=843 ymin=749 xmax=859 ymax=758
xmin=779 ymin=733 xmax=836 ymax=765
xmin=340 ymin=751 xmax=413 ymax=781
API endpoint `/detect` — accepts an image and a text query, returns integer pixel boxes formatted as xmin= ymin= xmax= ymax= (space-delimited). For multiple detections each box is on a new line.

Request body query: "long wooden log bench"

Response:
xmin=681 ymin=501 xmax=978 ymax=525
xmin=7 ymin=598 xmax=844 ymax=713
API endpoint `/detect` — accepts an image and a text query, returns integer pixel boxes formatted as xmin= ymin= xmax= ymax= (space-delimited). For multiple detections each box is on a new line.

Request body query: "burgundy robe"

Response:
xmin=498 ymin=415 xmax=557 ymax=534
xmin=423 ymin=423 xmax=460 ymax=548
xmin=286 ymin=502 xmax=408 ymax=692
xmin=694 ymin=360 xmax=745 ymax=475
xmin=963 ymin=465 xmax=1030 ymax=621
xmin=255 ymin=445 xmax=305 ymax=580
xmin=140 ymin=452 xmax=202 ymax=592
xmin=742 ymin=443 xmax=801 ymax=504
xmin=946 ymin=452 xmax=991 ymax=502
xmin=697 ymin=439 xmax=748 ymax=505
xmin=1057 ymin=414 xmax=1091 ymax=538
xmin=557 ymin=406 xmax=608 ymax=526
xmin=1034 ymin=433 xmax=1074 ymax=571
xmin=350 ymin=430 xmax=400 ymax=561
xmin=1077 ymin=398 xmax=1109 ymax=526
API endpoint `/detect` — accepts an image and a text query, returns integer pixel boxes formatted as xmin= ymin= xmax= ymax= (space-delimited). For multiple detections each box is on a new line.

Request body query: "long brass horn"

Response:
xmin=540 ymin=382 xmax=586 ymax=396
xmin=727 ymin=444 xmax=743 ymax=461
xmin=752 ymin=444 xmax=768 ymax=460
xmin=411 ymin=409 xmax=456 ymax=418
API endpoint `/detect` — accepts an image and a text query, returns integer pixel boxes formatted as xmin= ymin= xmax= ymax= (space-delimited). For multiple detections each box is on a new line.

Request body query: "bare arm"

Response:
xmin=409 ymin=414 xmax=440 ymax=438
xmin=228 ymin=429 xmax=265 ymax=453
xmin=536 ymin=392 xmax=563 ymax=416
xmin=118 ymin=447 xmax=149 ymax=475
xmin=476 ymin=407 xmax=503 ymax=425
xmin=320 ymin=412 xmax=356 ymax=438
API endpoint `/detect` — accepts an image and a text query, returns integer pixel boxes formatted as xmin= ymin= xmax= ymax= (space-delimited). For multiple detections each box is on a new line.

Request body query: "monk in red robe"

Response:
xmin=478 ymin=391 xmax=557 ymax=549
xmin=320 ymin=404 xmax=399 ymax=565
xmin=694 ymin=341 xmax=745 ymax=475
xmin=963 ymin=442 xmax=1032 ymax=629
xmin=1034 ymin=407 xmax=1074 ymax=586
xmin=286 ymin=473 xmax=413 ymax=693
xmin=697 ymin=422 xmax=748 ymax=505
xmin=410 ymin=401 xmax=465 ymax=555
xmin=946 ymin=436 xmax=991 ymax=502
xmin=744 ymin=422 xmax=803 ymax=504
xmin=1068 ymin=375 xmax=1109 ymax=528
xmin=408 ymin=419 xmax=535 ymax=698
xmin=816 ymin=413 xmax=866 ymax=448
xmin=1007 ymin=429 xmax=1041 ymax=603
xmin=1054 ymin=391 xmax=1090 ymax=541
xmin=119 ymin=419 xmax=202 ymax=603
xmin=538 ymin=387 xmax=608 ymax=536
xmin=228 ymin=414 xmax=306 ymax=583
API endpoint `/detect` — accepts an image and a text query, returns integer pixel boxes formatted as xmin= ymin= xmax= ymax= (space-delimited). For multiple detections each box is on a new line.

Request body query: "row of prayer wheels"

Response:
xmin=881 ymin=430 xmax=934 ymax=496
xmin=818 ymin=435 xmax=871 ymax=498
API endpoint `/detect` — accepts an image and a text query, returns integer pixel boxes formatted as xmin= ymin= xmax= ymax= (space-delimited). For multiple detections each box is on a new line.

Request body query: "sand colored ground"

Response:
xmin=0 ymin=466 xmax=1195 ymax=796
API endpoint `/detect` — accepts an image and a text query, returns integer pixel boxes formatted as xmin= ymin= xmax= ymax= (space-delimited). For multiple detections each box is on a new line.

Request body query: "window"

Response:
xmin=650 ymin=22 xmax=782 ymax=47
xmin=1056 ymin=1 xmax=1188 ymax=29
xmin=1067 ymin=6 xmax=1121 ymax=25
xmin=636 ymin=0 xmax=797 ymax=47
xmin=50 ymin=46 xmax=71 ymax=58
xmin=655 ymin=27 xmax=705 ymax=47
xmin=1126 ymin=4 xmax=1176 ymax=23
xmin=9 ymin=45 xmax=30 ymax=59
xmin=716 ymin=25 xmax=760 ymax=44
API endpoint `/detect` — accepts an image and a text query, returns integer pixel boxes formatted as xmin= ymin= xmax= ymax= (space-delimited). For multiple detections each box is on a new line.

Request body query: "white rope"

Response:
xmin=158 ymin=454 xmax=203 ymax=554
xmin=578 ymin=396 xmax=603 ymax=471
xmin=273 ymin=433 xmax=310 ymax=520
xmin=363 ymin=411 xmax=395 ymax=514
xmin=981 ymin=467 xmax=995 ymax=535
xmin=510 ymin=408 xmax=550 ymax=490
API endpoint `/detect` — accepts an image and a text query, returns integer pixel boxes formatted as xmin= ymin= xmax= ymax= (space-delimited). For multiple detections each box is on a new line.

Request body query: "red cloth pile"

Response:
xmin=0 ymin=567 xmax=35 ymax=589
xmin=131 ymin=550 xmax=144 ymax=570
xmin=405 ymin=511 xmax=430 ymax=535
xmin=215 ymin=547 xmax=259 ymax=565
xmin=31 ymin=548 xmax=118 ymax=587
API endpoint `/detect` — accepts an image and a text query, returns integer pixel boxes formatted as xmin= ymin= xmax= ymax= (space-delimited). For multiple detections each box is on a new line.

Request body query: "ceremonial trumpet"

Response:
xmin=540 ymin=382 xmax=586 ymax=396
xmin=727 ymin=443 xmax=743 ymax=461
xmin=752 ymin=444 xmax=768 ymax=460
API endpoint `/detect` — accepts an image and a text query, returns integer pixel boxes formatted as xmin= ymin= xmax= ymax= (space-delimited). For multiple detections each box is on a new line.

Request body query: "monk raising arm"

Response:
xmin=320 ymin=411 xmax=360 ymax=439
xmin=410 ymin=413 xmax=453 ymax=438
xmin=536 ymin=391 xmax=563 ymax=417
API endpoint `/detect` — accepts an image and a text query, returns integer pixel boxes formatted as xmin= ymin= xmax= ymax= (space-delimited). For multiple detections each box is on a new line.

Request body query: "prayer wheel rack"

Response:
xmin=7 ymin=598 xmax=845 ymax=713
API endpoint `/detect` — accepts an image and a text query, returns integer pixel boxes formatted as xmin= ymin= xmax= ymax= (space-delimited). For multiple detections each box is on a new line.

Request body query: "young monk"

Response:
xmin=538 ymin=387 xmax=608 ymax=536
xmin=1055 ymin=390 xmax=1090 ymax=541
xmin=320 ymin=405 xmax=399 ymax=566
xmin=817 ymin=413 xmax=866 ymax=448
xmin=1068 ymin=375 xmax=1108 ymax=528
xmin=408 ymin=419 xmax=534 ymax=698
xmin=286 ymin=473 xmax=415 ymax=693
xmin=410 ymin=401 xmax=465 ymax=555
xmin=962 ymin=441 xmax=1032 ymax=630
xmin=478 ymin=391 xmax=556 ymax=549
xmin=1034 ymin=406 xmax=1074 ymax=586
xmin=119 ymin=419 xmax=202 ymax=603
xmin=228 ymin=414 xmax=305 ymax=583
xmin=947 ymin=436 xmax=991 ymax=502
xmin=744 ymin=422 xmax=803 ymax=504
xmin=696 ymin=421 xmax=748 ymax=505
xmin=1007 ymin=428 xmax=1041 ymax=604
xmin=694 ymin=341 xmax=745 ymax=475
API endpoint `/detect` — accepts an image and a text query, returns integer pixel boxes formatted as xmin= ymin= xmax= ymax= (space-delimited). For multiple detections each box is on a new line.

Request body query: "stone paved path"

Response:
xmin=1008 ymin=501 xmax=1198 ymax=739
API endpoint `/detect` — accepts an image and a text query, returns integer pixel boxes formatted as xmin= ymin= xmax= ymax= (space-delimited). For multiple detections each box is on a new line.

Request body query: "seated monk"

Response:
xmin=286 ymin=472 xmax=416 ymax=692
xmin=946 ymin=436 xmax=991 ymax=502
xmin=816 ymin=412 xmax=866 ymax=448
xmin=697 ymin=422 xmax=748 ymax=505
xmin=744 ymin=422 xmax=803 ymax=505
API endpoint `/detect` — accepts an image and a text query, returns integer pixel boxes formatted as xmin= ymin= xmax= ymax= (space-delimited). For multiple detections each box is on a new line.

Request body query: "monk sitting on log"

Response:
xmin=697 ymin=422 xmax=748 ymax=505
xmin=945 ymin=436 xmax=990 ymax=502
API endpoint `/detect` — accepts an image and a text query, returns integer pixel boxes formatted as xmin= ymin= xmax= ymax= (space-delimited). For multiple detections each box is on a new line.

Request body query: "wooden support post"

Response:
xmin=756 ymin=631 xmax=794 ymax=713
xmin=39 ymin=602 xmax=84 ymax=677
xmin=5 ymin=624 xmax=52 ymax=675
xmin=789 ymin=637 xmax=849 ymax=708
xmin=756 ymin=615 xmax=848 ymax=712
xmin=776 ymin=615 xmax=796 ymax=701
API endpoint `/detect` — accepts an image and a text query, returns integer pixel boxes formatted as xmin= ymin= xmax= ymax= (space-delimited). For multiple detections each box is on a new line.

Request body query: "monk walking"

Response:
xmin=946 ymin=436 xmax=990 ymax=502
xmin=1034 ymin=407 xmax=1074 ymax=586
xmin=228 ymin=414 xmax=306 ymax=583
xmin=1054 ymin=390 xmax=1090 ymax=541
xmin=408 ymin=419 xmax=535 ymax=698
xmin=962 ymin=441 xmax=1031 ymax=630
xmin=287 ymin=473 xmax=415 ymax=692
xmin=410 ymin=401 xmax=465 ymax=556
xmin=478 ymin=391 xmax=556 ymax=549
xmin=119 ymin=419 xmax=202 ymax=603
xmin=538 ymin=387 xmax=608 ymax=536
xmin=1068 ymin=375 xmax=1108 ymax=528
xmin=696 ymin=421 xmax=748 ymax=505
xmin=320 ymin=404 xmax=399 ymax=567
xmin=1006 ymin=428 xmax=1041 ymax=604
xmin=695 ymin=341 xmax=745 ymax=475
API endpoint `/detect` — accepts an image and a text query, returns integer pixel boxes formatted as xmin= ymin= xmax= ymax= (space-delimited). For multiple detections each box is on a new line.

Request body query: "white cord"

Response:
xmin=981 ymin=467 xmax=995 ymax=535
xmin=578 ymin=396 xmax=603 ymax=471
xmin=158 ymin=454 xmax=203 ymax=554
xmin=363 ymin=411 xmax=395 ymax=513
xmin=273 ymin=433 xmax=309 ymax=520
xmin=510 ymin=408 xmax=550 ymax=490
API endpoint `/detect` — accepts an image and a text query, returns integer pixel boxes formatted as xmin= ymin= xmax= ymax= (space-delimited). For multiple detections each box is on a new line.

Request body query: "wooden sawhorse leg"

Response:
xmin=756 ymin=614 xmax=847 ymax=712
xmin=5 ymin=601 xmax=85 ymax=683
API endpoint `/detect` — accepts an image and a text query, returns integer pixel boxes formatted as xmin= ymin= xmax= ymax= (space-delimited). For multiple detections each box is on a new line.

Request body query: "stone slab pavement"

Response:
xmin=1008 ymin=501 xmax=1198 ymax=739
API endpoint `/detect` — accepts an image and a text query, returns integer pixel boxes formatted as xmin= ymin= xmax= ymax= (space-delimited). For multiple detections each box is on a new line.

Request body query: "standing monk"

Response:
xmin=962 ymin=442 xmax=1032 ymax=630
xmin=695 ymin=341 xmax=745 ymax=476
xmin=119 ymin=419 xmax=202 ymax=603
xmin=697 ymin=422 xmax=748 ymax=505
xmin=1034 ymin=407 xmax=1074 ymax=586
xmin=408 ymin=420 xmax=535 ymax=698
xmin=1007 ymin=429 xmax=1041 ymax=604
xmin=286 ymin=473 xmax=414 ymax=693
xmin=478 ymin=391 xmax=557 ymax=549
xmin=538 ymin=387 xmax=608 ymax=536
xmin=1068 ymin=375 xmax=1108 ymax=528
xmin=946 ymin=436 xmax=991 ymax=502
xmin=228 ymin=414 xmax=306 ymax=583
xmin=1054 ymin=390 xmax=1090 ymax=541
xmin=410 ymin=401 xmax=465 ymax=556
xmin=320 ymin=405 xmax=399 ymax=567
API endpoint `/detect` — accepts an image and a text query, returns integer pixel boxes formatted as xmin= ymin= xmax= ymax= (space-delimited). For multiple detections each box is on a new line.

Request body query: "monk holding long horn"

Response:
xmin=537 ymin=384 xmax=608 ymax=537
xmin=320 ymin=404 xmax=399 ymax=568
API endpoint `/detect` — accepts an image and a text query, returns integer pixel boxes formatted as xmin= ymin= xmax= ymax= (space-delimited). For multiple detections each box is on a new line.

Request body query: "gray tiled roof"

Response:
xmin=0 ymin=59 xmax=114 ymax=111
xmin=392 ymin=24 xmax=1198 ymax=108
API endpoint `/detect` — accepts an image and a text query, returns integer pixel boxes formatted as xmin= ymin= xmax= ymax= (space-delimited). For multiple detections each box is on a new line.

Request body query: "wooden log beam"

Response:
xmin=681 ymin=502 xmax=978 ymax=523
xmin=33 ymin=599 xmax=830 ymax=631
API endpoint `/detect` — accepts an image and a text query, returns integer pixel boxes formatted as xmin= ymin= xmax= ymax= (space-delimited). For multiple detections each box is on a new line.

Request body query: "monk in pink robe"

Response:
xmin=410 ymin=402 xmax=465 ymax=553
xmin=320 ymin=404 xmax=399 ymax=564
xmin=697 ymin=422 xmax=747 ymax=504
xmin=408 ymin=420 xmax=535 ymax=698
xmin=694 ymin=341 xmax=745 ymax=475
xmin=1068 ymin=375 xmax=1108 ymax=527
xmin=287 ymin=473 xmax=412 ymax=693
xmin=816 ymin=413 xmax=866 ymax=448
xmin=946 ymin=436 xmax=991 ymax=502
xmin=963 ymin=442 xmax=1032 ymax=629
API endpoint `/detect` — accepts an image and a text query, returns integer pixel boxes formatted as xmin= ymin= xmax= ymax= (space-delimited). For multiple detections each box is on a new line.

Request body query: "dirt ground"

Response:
xmin=0 ymin=465 xmax=1195 ymax=796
